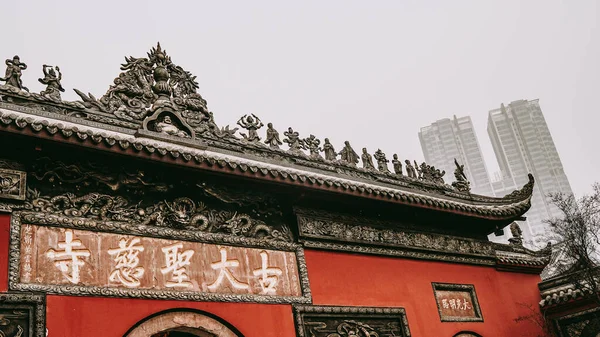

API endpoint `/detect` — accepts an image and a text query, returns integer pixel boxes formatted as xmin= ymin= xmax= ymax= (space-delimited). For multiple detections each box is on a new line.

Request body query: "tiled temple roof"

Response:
xmin=539 ymin=285 xmax=595 ymax=308
xmin=0 ymin=44 xmax=535 ymax=221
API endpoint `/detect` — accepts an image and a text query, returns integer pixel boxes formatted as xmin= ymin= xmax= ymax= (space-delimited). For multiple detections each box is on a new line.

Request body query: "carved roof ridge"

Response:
xmin=0 ymin=45 xmax=535 ymax=220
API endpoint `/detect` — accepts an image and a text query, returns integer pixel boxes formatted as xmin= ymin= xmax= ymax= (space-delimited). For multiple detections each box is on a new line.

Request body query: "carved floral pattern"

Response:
xmin=0 ymin=168 xmax=26 ymax=201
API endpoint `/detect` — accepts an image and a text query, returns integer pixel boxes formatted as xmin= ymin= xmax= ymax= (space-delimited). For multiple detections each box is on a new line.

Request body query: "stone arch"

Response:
xmin=123 ymin=308 xmax=244 ymax=337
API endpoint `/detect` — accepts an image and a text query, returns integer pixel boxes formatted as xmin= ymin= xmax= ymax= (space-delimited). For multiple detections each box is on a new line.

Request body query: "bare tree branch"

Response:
xmin=545 ymin=182 xmax=600 ymax=304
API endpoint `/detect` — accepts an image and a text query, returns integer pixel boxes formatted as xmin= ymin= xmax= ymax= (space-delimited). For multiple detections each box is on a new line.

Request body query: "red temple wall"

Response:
xmin=305 ymin=249 xmax=545 ymax=337
xmin=0 ymin=214 xmax=547 ymax=337
xmin=45 ymin=296 xmax=296 ymax=337
xmin=0 ymin=214 xmax=9 ymax=292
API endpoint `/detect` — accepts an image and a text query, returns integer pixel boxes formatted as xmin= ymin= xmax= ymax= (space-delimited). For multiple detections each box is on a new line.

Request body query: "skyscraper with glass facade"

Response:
xmin=487 ymin=99 xmax=573 ymax=245
xmin=419 ymin=115 xmax=493 ymax=196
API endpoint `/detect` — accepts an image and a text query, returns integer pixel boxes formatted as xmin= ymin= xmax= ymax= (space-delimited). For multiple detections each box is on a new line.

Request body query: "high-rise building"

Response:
xmin=419 ymin=116 xmax=493 ymax=196
xmin=487 ymin=99 xmax=574 ymax=245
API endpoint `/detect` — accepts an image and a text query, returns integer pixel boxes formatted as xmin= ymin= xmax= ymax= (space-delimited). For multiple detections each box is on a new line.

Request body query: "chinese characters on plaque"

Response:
xmin=18 ymin=225 xmax=302 ymax=298
xmin=432 ymin=283 xmax=483 ymax=322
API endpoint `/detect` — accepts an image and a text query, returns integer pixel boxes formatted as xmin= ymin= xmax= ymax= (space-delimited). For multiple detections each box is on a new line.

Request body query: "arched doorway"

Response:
xmin=453 ymin=332 xmax=482 ymax=337
xmin=123 ymin=309 xmax=244 ymax=337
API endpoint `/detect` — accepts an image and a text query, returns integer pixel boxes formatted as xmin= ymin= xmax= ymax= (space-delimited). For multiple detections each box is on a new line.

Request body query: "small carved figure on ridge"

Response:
xmin=322 ymin=138 xmax=337 ymax=161
xmin=237 ymin=114 xmax=264 ymax=142
xmin=508 ymin=222 xmax=523 ymax=246
xmin=339 ymin=141 xmax=359 ymax=166
xmin=0 ymin=55 xmax=28 ymax=91
xmin=39 ymin=65 xmax=65 ymax=100
xmin=373 ymin=149 xmax=390 ymax=173
xmin=361 ymin=148 xmax=375 ymax=170
xmin=155 ymin=115 xmax=188 ymax=138
xmin=264 ymin=123 xmax=282 ymax=149
xmin=405 ymin=160 xmax=417 ymax=179
xmin=392 ymin=154 xmax=403 ymax=175
xmin=283 ymin=127 xmax=305 ymax=154
xmin=304 ymin=135 xmax=322 ymax=159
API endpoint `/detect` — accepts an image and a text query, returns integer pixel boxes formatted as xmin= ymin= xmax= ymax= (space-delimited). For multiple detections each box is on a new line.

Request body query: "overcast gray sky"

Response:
xmin=4 ymin=0 xmax=599 ymax=195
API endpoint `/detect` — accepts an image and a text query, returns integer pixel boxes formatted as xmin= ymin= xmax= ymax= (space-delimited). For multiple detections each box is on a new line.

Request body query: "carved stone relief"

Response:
xmin=0 ymin=168 xmax=26 ymax=201
xmin=295 ymin=208 xmax=496 ymax=259
xmin=293 ymin=305 xmax=411 ymax=337
xmin=0 ymin=292 xmax=45 ymax=337
xmin=21 ymin=157 xmax=293 ymax=242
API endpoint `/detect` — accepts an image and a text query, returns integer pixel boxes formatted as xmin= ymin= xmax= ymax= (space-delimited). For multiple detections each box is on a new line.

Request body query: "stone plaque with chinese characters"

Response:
xmin=16 ymin=224 xmax=306 ymax=303
xmin=432 ymin=283 xmax=483 ymax=322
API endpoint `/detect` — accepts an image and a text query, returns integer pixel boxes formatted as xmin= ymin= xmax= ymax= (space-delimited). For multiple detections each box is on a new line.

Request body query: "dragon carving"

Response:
xmin=19 ymin=191 xmax=292 ymax=242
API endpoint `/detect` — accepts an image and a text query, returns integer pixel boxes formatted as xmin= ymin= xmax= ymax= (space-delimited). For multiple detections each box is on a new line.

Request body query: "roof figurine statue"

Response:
xmin=392 ymin=154 xmax=403 ymax=175
xmin=0 ymin=55 xmax=28 ymax=92
xmin=237 ymin=114 xmax=264 ymax=142
xmin=321 ymin=138 xmax=337 ymax=161
xmin=432 ymin=167 xmax=445 ymax=184
xmin=405 ymin=160 xmax=417 ymax=179
xmin=264 ymin=123 xmax=282 ymax=149
xmin=451 ymin=158 xmax=471 ymax=192
xmin=38 ymin=64 xmax=65 ymax=101
xmin=283 ymin=127 xmax=305 ymax=155
xmin=414 ymin=162 xmax=445 ymax=185
xmin=508 ymin=222 xmax=524 ymax=246
xmin=414 ymin=160 xmax=423 ymax=179
xmin=304 ymin=135 xmax=322 ymax=159
xmin=154 ymin=115 xmax=189 ymax=138
xmin=373 ymin=149 xmax=390 ymax=173
xmin=0 ymin=44 xmax=540 ymax=219
xmin=339 ymin=141 xmax=359 ymax=167
xmin=361 ymin=148 xmax=375 ymax=170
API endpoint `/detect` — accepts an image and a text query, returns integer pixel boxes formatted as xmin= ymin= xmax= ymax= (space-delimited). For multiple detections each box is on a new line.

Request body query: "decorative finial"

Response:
xmin=451 ymin=158 xmax=471 ymax=192
xmin=264 ymin=123 xmax=282 ymax=149
xmin=237 ymin=114 xmax=264 ymax=142
xmin=38 ymin=65 xmax=65 ymax=101
xmin=0 ymin=55 xmax=29 ymax=91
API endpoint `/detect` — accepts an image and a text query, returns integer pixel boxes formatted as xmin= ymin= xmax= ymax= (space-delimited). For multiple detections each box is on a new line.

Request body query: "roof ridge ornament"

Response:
xmin=73 ymin=43 xmax=228 ymax=140
xmin=452 ymin=158 xmax=471 ymax=192
xmin=0 ymin=45 xmax=536 ymax=205
xmin=503 ymin=173 xmax=535 ymax=200
xmin=0 ymin=55 xmax=29 ymax=92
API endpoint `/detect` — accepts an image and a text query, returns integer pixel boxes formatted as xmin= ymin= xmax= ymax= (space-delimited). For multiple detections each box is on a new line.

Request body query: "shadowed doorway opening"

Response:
xmin=124 ymin=309 xmax=243 ymax=337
